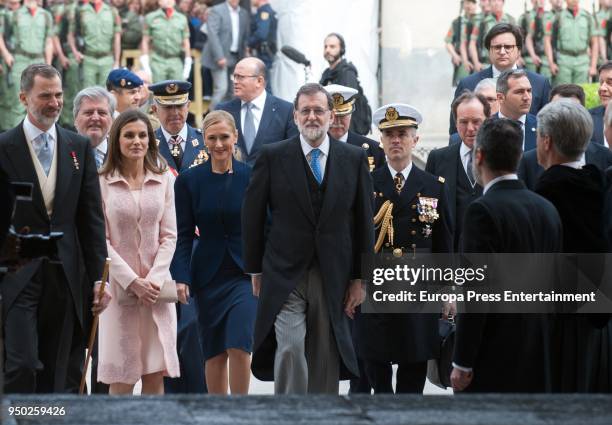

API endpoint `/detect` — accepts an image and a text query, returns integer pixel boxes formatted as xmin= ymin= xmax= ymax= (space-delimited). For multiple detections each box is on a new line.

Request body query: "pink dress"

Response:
xmin=98 ymin=169 xmax=180 ymax=384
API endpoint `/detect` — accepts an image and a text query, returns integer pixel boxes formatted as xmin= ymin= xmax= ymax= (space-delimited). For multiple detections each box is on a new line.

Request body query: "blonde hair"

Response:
xmin=202 ymin=110 xmax=244 ymax=162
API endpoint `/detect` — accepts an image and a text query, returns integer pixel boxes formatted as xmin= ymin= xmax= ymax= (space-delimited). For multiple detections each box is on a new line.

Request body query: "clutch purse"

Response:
xmin=116 ymin=279 xmax=178 ymax=306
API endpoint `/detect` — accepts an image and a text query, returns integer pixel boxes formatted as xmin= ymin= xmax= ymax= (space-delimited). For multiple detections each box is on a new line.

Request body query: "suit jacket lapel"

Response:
xmin=156 ymin=130 xmax=172 ymax=165
xmin=281 ymin=138 xmax=315 ymax=225
xmin=318 ymin=140 xmax=346 ymax=224
xmin=52 ymin=126 xmax=74 ymax=216
xmin=251 ymin=95 xmax=275 ymax=156
xmin=227 ymin=100 xmax=247 ymax=155
xmin=181 ymin=126 xmax=201 ymax=171
xmin=4 ymin=125 xmax=47 ymax=220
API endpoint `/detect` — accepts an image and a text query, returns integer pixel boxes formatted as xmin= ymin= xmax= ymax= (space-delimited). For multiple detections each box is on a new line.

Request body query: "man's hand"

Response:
xmin=442 ymin=301 xmax=456 ymax=320
xmin=532 ymin=55 xmax=542 ymax=67
xmin=128 ymin=277 xmax=160 ymax=306
xmin=176 ymin=283 xmax=190 ymax=305
xmin=450 ymin=367 xmax=473 ymax=392
xmin=344 ymin=280 xmax=365 ymax=319
xmin=451 ymin=54 xmax=462 ymax=66
xmin=92 ymin=281 xmax=112 ymax=315
xmin=589 ymin=65 xmax=598 ymax=78
xmin=3 ymin=52 xmax=14 ymax=68
xmin=550 ymin=62 xmax=559 ymax=75
xmin=251 ymin=274 xmax=261 ymax=297
xmin=74 ymin=51 xmax=84 ymax=63
xmin=217 ymin=57 xmax=227 ymax=68
xmin=59 ymin=55 xmax=70 ymax=69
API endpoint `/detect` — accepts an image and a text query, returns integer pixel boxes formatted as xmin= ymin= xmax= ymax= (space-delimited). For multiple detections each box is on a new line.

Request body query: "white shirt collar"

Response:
xmin=483 ymin=173 xmax=518 ymax=194
xmin=161 ymin=123 xmax=188 ymax=143
xmin=23 ymin=115 xmax=58 ymax=145
xmin=498 ymin=110 xmax=526 ymax=124
xmin=241 ymin=90 xmax=266 ymax=110
xmin=604 ymin=132 xmax=610 ymax=148
xmin=459 ymin=141 xmax=472 ymax=158
xmin=387 ymin=162 xmax=412 ymax=181
xmin=561 ymin=154 xmax=586 ymax=169
xmin=300 ymin=134 xmax=330 ymax=158
xmin=338 ymin=131 xmax=349 ymax=142
xmin=492 ymin=63 xmax=518 ymax=78
xmin=96 ymin=138 xmax=108 ymax=154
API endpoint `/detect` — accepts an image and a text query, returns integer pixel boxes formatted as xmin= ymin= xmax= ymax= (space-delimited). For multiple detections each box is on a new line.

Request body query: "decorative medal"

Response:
xmin=393 ymin=248 xmax=403 ymax=258
xmin=70 ymin=151 xmax=79 ymax=170
xmin=189 ymin=149 xmax=209 ymax=168
xmin=417 ymin=197 xmax=439 ymax=224
xmin=422 ymin=225 xmax=432 ymax=238
xmin=191 ymin=139 xmax=199 ymax=147
xmin=171 ymin=145 xmax=181 ymax=158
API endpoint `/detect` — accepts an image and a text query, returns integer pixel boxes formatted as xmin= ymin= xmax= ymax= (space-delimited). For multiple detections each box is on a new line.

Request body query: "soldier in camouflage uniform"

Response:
xmin=68 ymin=0 xmax=121 ymax=87
xmin=0 ymin=0 xmax=54 ymax=129
xmin=520 ymin=0 xmax=544 ymax=73
xmin=469 ymin=0 xmax=515 ymax=72
xmin=594 ymin=0 xmax=611 ymax=64
xmin=140 ymin=0 xmax=191 ymax=83
xmin=52 ymin=0 xmax=81 ymax=128
xmin=445 ymin=0 xmax=477 ymax=86
xmin=544 ymin=0 xmax=598 ymax=85
xmin=112 ymin=0 xmax=143 ymax=52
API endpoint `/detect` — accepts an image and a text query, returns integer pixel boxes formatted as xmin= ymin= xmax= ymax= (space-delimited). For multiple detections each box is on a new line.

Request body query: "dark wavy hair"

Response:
xmin=99 ymin=109 xmax=167 ymax=177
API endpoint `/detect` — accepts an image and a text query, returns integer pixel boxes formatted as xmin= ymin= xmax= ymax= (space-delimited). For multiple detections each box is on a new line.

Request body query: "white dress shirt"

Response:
xmin=561 ymin=158 xmax=585 ymax=170
xmin=459 ymin=141 xmax=473 ymax=179
xmin=492 ymin=63 xmax=518 ymax=78
xmin=301 ymin=134 xmax=330 ymax=180
xmin=387 ymin=162 xmax=412 ymax=181
xmin=240 ymin=90 xmax=266 ymax=137
xmin=23 ymin=115 xmax=58 ymax=151
xmin=338 ymin=131 xmax=349 ymax=142
xmin=227 ymin=1 xmax=240 ymax=53
xmin=483 ymin=173 xmax=519 ymax=195
xmin=161 ymin=123 xmax=188 ymax=152
xmin=604 ymin=133 xmax=610 ymax=149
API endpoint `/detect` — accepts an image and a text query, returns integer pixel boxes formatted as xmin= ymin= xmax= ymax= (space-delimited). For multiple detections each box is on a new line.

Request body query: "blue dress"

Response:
xmin=171 ymin=159 xmax=257 ymax=360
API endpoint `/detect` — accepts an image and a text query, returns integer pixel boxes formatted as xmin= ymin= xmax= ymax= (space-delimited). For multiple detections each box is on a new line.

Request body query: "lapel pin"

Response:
xmin=191 ymin=139 xmax=199 ymax=147
xmin=70 ymin=151 xmax=80 ymax=170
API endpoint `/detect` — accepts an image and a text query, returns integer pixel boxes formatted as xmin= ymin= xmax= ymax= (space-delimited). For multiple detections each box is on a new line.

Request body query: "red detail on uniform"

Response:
xmin=537 ymin=7 xmax=544 ymax=16
xmin=168 ymin=166 xmax=178 ymax=177
xmin=495 ymin=12 xmax=502 ymax=22
xmin=603 ymin=20 xmax=607 ymax=30
xmin=28 ymin=7 xmax=36 ymax=16
xmin=546 ymin=21 xmax=553 ymax=32
xmin=447 ymin=29 xmax=452 ymax=38
xmin=165 ymin=8 xmax=174 ymax=18
xmin=93 ymin=1 xmax=102 ymax=13
xmin=572 ymin=7 xmax=578 ymax=18
xmin=531 ymin=21 xmax=535 ymax=30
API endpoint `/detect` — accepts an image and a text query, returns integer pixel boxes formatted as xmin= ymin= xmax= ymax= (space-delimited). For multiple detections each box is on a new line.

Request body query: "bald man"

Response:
xmin=215 ymin=57 xmax=298 ymax=165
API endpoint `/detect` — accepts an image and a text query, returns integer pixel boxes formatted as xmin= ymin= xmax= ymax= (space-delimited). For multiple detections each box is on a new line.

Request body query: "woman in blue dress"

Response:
xmin=171 ymin=110 xmax=257 ymax=394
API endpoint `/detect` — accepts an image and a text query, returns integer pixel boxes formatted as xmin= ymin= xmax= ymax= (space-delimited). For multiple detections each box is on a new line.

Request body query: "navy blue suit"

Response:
xmin=518 ymin=141 xmax=612 ymax=190
xmin=493 ymin=112 xmax=538 ymax=151
xmin=450 ymin=67 xmax=551 ymax=134
xmin=216 ymin=94 xmax=298 ymax=166
xmin=156 ymin=123 xmax=207 ymax=394
xmin=156 ymin=125 xmax=206 ymax=172
xmin=589 ymin=105 xmax=605 ymax=146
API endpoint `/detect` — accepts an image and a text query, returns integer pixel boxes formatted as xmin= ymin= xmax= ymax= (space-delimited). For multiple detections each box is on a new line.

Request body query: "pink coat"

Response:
xmin=97 ymin=169 xmax=180 ymax=384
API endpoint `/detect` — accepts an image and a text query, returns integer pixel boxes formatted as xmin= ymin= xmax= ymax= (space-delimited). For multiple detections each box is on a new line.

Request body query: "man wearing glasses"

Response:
xmin=216 ymin=57 xmax=297 ymax=165
xmin=450 ymin=23 xmax=551 ymax=134
xmin=243 ymin=83 xmax=374 ymax=394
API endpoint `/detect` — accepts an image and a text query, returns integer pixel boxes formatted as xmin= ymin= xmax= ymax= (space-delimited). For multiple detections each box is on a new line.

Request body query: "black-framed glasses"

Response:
xmin=490 ymin=44 xmax=517 ymax=53
xmin=231 ymin=74 xmax=259 ymax=82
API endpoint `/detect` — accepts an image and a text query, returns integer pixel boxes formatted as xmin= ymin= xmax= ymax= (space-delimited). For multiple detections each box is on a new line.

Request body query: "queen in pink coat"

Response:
xmin=97 ymin=110 xmax=181 ymax=394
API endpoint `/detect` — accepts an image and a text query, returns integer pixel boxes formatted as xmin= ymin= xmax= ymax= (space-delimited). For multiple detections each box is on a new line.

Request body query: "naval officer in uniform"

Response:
xmin=355 ymin=103 xmax=454 ymax=393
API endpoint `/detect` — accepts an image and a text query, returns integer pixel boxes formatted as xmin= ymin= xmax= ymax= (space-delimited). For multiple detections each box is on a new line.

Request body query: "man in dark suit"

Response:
xmin=356 ymin=103 xmax=453 ymax=394
xmin=242 ymin=83 xmax=374 ymax=394
xmin=323 ymin=84 xmax=385 ymax=172
xmin=150 ymin=80 xmax=207 ymax=394
xmin=202 ymin=0 xmax=250 ymax=108
xmin=534 ymin=99 xmax=611 ymax=392
xmin=450 ymin=22 xmax=550 ymax=135
xmin=0 ymin=163 xmax=12 ymax=252
xmin=519 ymin=84 xmax=612 ymax=189
xmin=605 ymin=165 xmax=612 ymax=250
xmin=427 ymin=91 xmax=489 ymax=251
xmin=451 ymin=118 xmax=562 ymax=393
xmin=0 ymin=64 xmax=110 ymax=393
xmin=448 ymin=78 xmax=498 ymax=146
xmin=216 ymin=57 xmax=297 ymax=165
xmin=589 ymin=61 xmax=612 ymax=146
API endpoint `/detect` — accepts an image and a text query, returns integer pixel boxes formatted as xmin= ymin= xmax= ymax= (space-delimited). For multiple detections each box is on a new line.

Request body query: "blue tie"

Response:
xmin=34 ymin=132 xmax=53 ymax=175
xmin=243 ymin=102 xmax=256 ymax=154
xmin=309 ymin=148 xmax=322 ymax=184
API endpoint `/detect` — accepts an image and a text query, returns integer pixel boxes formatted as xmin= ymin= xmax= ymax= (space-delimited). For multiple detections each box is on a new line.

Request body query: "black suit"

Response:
xmin=0 ymin=123 xmax=107 ymax=393
xmin=606 ymin=166 xmax=612 ymax=251
xmin=589 ymin=105 xmax=605 ymax=146
xmin=536 ymin=164 xmax=611 ymax=392
xmin=356 ymin=165 xmax=453 ymax=393
xmin=453 ymin=179 xmax=562 ymax=392
xmin=0 ymin=163 xmax=12 ymax=251
xmin=426 ymin=141 xmax=483 ymax=251
xmin=450 ymin=67 xmax=551 ymax=134
xmin=242 ymin=136 xmax=374 ymax=381
xmin=216 ymin=94 xmax=298 ymax=165
xmin=518 ymin=142 xmax=612 ymax=190
xmin=345 ymin=131 xmax=385 ymax=170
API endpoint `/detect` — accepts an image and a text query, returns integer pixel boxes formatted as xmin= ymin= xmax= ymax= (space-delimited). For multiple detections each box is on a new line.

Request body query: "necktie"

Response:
xmin=95 ymin=149 xmax=105 ymax=169
xmin=243 ymin=102 xmax=256 ymax=154
xmin=394 ymin=172 xmax=404 ymax=194
xmin=34 ymin=132 xmax=53 ymax=175
xmin=169 ymin=135 xmax=184 ymax=169
xmin=466 ymin=150 xmax=475 ymax=187
xmin=309 ymin=148 xmax=323 ymax=184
